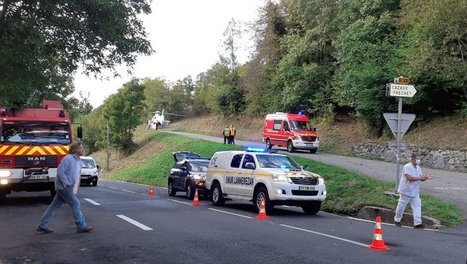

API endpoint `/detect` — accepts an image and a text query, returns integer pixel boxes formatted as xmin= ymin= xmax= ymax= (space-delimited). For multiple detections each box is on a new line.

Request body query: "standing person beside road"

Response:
xmin=36 ymin=142 xmax=93 ymax=234
xmin=223 ymin=126 xmax=230 ymax=144
xmin=229 ymin=125 xmax=237 ymax=144
xmin=394 ymin=153 xmax=433 ymax=229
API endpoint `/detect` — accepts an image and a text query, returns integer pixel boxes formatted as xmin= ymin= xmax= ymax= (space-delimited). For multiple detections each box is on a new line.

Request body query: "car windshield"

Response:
xmin=81 ymin=159 xmax=95 ymax=169
xmin=0 ymin=121 xmax=71 ymax=144
xmin=256 ymin=154 xmax=302 ymax=170
xmin=289 ymin=120 xmax=312 ymax=131
xmin=190 ymin=160 xmax=210 ymax=172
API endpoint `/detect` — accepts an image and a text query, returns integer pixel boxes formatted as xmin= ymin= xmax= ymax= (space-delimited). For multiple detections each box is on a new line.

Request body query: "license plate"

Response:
xmin=81 ymin=176 xmax=89 ymax=179
xmin=29 ymin=175 xmax=48 ymax=180
xmin=299 ymin=185 xmax=315 ymax=191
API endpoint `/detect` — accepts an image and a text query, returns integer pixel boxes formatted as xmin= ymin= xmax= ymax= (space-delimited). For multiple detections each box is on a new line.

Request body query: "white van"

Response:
xmin=80 ymin=156 xmax=99 ymax=186
xmin=205 ymin=148 xmax=326 ymax=214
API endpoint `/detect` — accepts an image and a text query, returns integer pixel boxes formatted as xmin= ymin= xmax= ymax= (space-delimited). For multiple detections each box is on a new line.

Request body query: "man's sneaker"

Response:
xmin=394 ymin=221 xmax=402 ymax=227
xmin=36 ymin=227 xmax=54 ymax=234
xmin=414 ymin=224 xmax=425 ymax=229
xmin=76 ymin=226 xmax=94 ymax=233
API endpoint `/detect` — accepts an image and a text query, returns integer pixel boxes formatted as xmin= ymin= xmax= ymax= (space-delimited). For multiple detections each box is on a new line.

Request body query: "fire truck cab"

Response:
xmin=0 ymin=100 xmax=80 ymax=203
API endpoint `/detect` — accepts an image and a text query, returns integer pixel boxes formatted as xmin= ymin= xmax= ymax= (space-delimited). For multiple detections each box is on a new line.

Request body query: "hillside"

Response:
xmin=167 ymin=114 xmax=467 ymax=154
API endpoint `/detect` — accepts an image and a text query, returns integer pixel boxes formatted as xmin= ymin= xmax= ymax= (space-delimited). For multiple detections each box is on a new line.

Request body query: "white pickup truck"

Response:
xmin=205 ymin=148 xmax=326 ymax=214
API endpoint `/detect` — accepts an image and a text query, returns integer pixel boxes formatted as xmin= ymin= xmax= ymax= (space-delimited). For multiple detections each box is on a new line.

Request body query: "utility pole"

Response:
xmin=106 ymin=121 xmax=110 ymax=171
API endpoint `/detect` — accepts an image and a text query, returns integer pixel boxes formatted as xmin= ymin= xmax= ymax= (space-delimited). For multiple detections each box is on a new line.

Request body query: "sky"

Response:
xmin=73 ymin=0 xmax=265 ymax=108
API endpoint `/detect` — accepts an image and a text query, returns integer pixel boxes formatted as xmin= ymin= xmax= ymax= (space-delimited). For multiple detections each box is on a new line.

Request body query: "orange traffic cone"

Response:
xmin=148 ymin=185 xmax=155 ymax=197
xmin=256 ymin=197 xmax=269 ymax=220
xmin=368 ymin=216 xmax=389 ymax=251
xmin=192 ymin=188 xmax=200 ymax=206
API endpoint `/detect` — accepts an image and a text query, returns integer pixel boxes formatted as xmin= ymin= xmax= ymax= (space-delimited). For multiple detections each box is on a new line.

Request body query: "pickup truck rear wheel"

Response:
xmin=302 ymin=201 xmax=321 ymax=215
xmin=211 ymin=182 xmax=225 ymax=205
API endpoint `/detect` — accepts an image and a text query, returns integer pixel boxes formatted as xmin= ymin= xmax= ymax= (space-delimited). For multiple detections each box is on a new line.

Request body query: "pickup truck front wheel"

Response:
xmin=254 ymin=187 xmax=273 ymax=213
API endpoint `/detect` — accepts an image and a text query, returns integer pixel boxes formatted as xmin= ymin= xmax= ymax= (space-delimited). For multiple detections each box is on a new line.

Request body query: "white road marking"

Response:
xmin=208 ymin=208 xmax=252 ymax=219
xmin=168 ymin=199 xmax=192 ymax=205
xmin=107 ymin=186 xmax=119 ymax=190
xmin=280 ymin=224 xmax=368 ymax=248
xmin=84 ymin=198 xmax=101 ymax=206
xmin=116 ymin=215 xmax=153 ymax=231
xmin=121 ymin=189 xmax=136 ymax=194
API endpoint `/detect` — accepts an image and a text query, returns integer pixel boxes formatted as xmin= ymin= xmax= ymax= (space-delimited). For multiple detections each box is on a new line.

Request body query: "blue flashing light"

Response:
xmin=1 ymin=107 xmax=7 ymax=116
xmin=245 ymin=146 xmax=267 ymax=153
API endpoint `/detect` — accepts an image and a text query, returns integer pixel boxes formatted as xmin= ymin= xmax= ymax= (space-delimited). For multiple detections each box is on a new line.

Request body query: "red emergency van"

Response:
xmin=262 ymin=112 xmax=319 ymax=153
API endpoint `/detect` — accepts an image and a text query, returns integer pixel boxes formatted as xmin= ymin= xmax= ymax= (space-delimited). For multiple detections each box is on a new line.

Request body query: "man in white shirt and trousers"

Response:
xmin=394 ymin=153 xmax=433 ymax=229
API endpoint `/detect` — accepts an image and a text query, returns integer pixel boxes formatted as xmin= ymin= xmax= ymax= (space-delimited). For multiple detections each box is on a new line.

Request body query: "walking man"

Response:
xmin=36 ymin=142 xmax=93 ymax=233
xmin=394 ymin=153 xmax=433 ymax=228
xmin=223 ymin=126 xmax=230 ymax=144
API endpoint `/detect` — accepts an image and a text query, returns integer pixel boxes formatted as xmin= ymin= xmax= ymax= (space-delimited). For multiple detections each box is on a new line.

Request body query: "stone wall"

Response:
xmin=351 ymin=143 xmax=467 ymax=173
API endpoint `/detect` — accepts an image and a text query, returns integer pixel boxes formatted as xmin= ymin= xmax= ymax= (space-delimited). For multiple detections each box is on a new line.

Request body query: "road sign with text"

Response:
xmin=387 ymin=84 xmax=417 ymax=98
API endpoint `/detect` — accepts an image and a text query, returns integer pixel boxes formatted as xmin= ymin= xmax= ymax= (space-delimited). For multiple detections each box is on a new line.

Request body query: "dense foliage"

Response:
xmin=0 ymin=0 xmax=152 ymax=107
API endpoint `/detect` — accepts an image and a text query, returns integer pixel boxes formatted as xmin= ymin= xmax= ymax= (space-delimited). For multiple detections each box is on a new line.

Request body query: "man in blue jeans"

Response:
xmin=36 ymin=142 xmax=93 ymax=234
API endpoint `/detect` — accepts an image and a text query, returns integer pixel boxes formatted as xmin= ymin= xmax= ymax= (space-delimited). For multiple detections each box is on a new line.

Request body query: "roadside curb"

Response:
xmin=357 ymin=206 xmax=443 ymax=229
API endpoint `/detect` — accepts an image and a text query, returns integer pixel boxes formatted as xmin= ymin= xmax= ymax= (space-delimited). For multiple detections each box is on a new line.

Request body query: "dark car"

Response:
xmin=168 ymin=152 xmax=210 ymax=199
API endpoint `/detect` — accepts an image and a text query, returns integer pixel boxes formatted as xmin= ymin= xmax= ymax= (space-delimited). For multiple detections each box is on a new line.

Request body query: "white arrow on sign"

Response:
xmin=388 ymin=84 xmax=417 ymax=98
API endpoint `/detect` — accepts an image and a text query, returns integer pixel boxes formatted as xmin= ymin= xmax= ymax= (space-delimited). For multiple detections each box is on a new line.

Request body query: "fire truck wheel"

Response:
xmin=0 ymin=189 xmax=6 ymax=204
xmin=49 ymin=186 xmax=56 ymax=197
xmin=266 ymin=139 xmax=272 ymax=149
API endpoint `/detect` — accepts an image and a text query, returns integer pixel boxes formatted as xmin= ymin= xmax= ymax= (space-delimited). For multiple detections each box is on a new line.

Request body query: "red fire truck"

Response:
xmin=0 ymin=100 xmax=82 ymax=203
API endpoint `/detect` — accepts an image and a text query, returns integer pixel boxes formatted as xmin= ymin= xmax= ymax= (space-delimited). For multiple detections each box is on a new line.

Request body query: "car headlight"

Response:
xmin=193 ymin=174 xmax=206 ymax=181
xmin=0 ymin=170 xmax=11 ymax=178
xmin=272 ymin=174 xmax=288 ymax=182
xmin=319 ymin=177 xmax=325 ymax=185
xmin=92 ymin=171 xmax=99 ymax=176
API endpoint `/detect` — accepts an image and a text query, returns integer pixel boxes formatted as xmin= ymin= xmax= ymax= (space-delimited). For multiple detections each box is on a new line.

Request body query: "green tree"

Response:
xmin=103 ymin=79 xmax=145 ymax=152
xmin=0 ymin=0 xmax=153 ymax=107
xmin=396 ymin=0 xmax=467 ymax=118
xmin=333 ymin=0 xmax=400 ymax=133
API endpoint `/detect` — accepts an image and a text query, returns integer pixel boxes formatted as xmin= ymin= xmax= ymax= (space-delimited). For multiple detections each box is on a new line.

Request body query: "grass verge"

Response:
xmin=103 ymin=131 xmax=463 ymax=227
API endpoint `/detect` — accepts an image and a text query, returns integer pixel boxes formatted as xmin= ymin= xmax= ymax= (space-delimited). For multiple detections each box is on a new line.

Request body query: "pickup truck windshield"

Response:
xmin=256 ymin=154 xmax=302 ymax=170
xmin=0 ymin=121 xmax=71 ymax=145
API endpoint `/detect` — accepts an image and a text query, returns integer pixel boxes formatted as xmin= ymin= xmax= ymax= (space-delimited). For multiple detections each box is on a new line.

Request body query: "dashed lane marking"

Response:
xmin=117 ymin=215 xmax=153 ymax=231
xmin=84 ymin=198 xmax=101 ymax=206
xmin=208 ymin=208 xmax=252 ymax=219
xmin=121 ymin=189 xmax=136 ymax=194
xmin=280 ymin=224 xmax=368 ymax=248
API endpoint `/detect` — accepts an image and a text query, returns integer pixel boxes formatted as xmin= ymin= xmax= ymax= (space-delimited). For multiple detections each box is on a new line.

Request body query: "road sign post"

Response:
xmin=384 ymin=76 xmax=417 ymax=192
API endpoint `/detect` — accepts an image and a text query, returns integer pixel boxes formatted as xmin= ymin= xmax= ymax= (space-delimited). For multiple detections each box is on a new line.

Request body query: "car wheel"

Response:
xmin=168 ymin=181 xmax=176 ymax=196
xmin=266 ymin=139 xmax=272 ymax=149
xmin=92 ymin=178 xmax=98 ymax=187
xmin=287 ymin=141 xmax=295 ymax=152
xmin=254 ymin=186 xmax=273 ymax=213
xmin=211 ymin=182 xmax=225 ymax=205
xmin=309 ymin=149 xmax=317 ymax=154
xmin=185 ymin=183 xmax=195 ymax=200
xmin=301 ymin=201 xmax=321 ymax=215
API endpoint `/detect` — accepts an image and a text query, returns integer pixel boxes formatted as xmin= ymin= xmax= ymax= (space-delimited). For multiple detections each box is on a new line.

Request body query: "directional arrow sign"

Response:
xmin=387 ymin=83 xmax=417 ymax=98
xmin=383 ymin=113 xmax=416 ymax=139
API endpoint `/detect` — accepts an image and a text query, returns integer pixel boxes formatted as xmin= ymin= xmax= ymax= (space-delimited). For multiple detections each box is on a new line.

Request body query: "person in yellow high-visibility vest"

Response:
xmin=222 ymin=126 xmax=230 ymax=144
xmin=229 ymin=125 xmax=236 ymax=144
